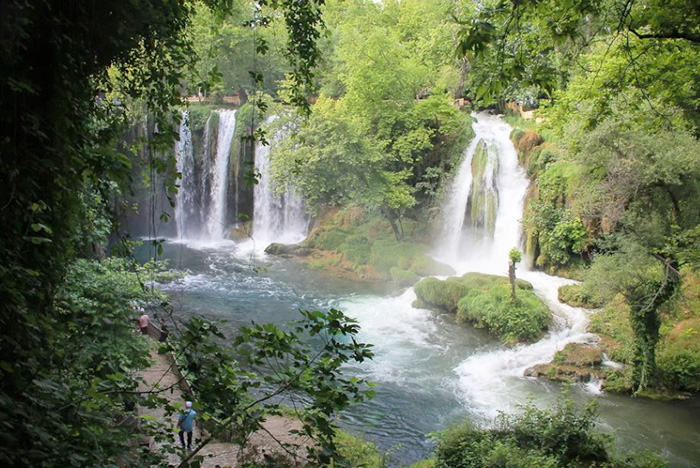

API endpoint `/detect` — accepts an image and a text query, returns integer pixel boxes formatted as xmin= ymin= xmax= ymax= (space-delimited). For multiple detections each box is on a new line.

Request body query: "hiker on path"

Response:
xmin=138 ymin=311 xmax=150 ymax=335
xmin=177 ymin=401 xmax=197 ymax=450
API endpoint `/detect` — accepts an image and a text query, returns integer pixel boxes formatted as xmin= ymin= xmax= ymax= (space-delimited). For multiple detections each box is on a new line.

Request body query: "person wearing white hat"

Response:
xmin=176 ymin=401 xmax=196 ymax=450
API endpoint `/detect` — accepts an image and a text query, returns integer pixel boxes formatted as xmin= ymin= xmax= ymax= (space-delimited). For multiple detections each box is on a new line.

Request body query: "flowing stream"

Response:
xmin=154 ymin=112 xmax=699 ymax=467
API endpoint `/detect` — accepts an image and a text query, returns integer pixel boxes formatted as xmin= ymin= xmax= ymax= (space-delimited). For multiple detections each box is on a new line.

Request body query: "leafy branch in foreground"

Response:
xmin=177 ymin=308 xmax=374 ymax=466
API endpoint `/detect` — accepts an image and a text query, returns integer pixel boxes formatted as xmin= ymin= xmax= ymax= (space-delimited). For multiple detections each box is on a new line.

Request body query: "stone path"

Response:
xmin=136 ymin=336 xmax=311 ymax=467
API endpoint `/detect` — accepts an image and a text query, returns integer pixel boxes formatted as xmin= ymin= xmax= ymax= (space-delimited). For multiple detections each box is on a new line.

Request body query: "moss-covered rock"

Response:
xmin=413 ymin=273 xmax=549 ymax=344
xmin=558 ymin=284 xmax=603 ymax=309
xmin=301 ymin=206 xmax=453 ymax=282
xmin=526 ymin=343 xmax=609 ymax=384
xmin=264 ymin=242 xmax=312 ymax=257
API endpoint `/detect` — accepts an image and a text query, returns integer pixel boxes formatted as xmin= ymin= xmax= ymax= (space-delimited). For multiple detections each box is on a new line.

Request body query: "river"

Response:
xmin=138 ymin=111 xmax=700 ymax=467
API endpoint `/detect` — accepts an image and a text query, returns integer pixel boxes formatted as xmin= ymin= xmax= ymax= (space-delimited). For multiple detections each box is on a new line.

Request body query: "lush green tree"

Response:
xmin=455 ymin=0 xmax=700 ymax=113
xmin=508 ymin=248 xmax=523 ymax=303
xmin=0 ymin=0 xmax=325 ymax=464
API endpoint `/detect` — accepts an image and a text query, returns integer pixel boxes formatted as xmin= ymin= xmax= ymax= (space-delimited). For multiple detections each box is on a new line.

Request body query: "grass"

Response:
xmin=414 ymin=273 xmax=549 ymax=344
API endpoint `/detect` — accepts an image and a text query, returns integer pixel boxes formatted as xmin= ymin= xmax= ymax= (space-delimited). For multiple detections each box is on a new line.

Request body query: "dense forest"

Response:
xmin=1 ymin=0 xmax=698 ymax=467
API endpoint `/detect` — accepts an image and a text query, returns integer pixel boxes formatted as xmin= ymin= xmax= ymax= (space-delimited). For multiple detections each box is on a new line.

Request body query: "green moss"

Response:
xmin=414 ymin=273 xmax=547 ymax=343
xmin=303 ymin=256 xmax=341 ymax=270
xmin=339 ymin=235 xmax=371 ymax=264
xmin=469 ymin=141 xmax=499 ymax=235
xmin=602 ymin=368 xmax=635 ymax=394
xmin=335 ymin=430 xmax=385 ymax=468
xmin=369 ymin=238 xmax=425 ymax=274
xmin=311 ymin=230 xmax=347 ymax=251
xmin=410 ymin=255 xmax=455 ymax=277
xmin=188 ymin=106 xmax=216 ymax=131
xmin=589 ymin=295 xmax=636 ymax=364
xmin=558 ymin=284 xmax=603 ymax=309
xmin=457 ymin=284 xmax=550 ymax=344
xmin=303 ymin=208 xmax=447 ymax=282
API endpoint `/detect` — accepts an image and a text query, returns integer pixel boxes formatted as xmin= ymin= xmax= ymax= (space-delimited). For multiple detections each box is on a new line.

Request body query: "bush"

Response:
xmin=413 ymin=277 xmax=469 ymax=313
xmin=336 ymin=430 xmax=385 ymax=468
xmin=434 ymin=401 xmax=664 ymax=468
xmin=369 ymin=238 xmax=425 ymax=274
xmin=339 ymin=235 xmax=371 ymax=264
xmin=558 ymin=284 xmax=603 ymax=309
xmin=311 ymin=230 xmax=347 ymax=251
xmin=410 ymin=255 xmax=456 ymax=277
xmin=589 ymin=296 xmax=636 ymax=364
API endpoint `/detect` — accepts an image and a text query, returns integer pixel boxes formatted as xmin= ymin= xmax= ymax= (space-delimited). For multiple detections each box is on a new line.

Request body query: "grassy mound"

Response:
xmin=558 ymin=284 xmax=603 ymax=309
xmin=414 ymin=273 xmax=549 ymax=344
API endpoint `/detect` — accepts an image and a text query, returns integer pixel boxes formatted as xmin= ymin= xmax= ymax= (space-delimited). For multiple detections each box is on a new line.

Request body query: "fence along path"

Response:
xmin=136 ymin=321 xmax=310 ymax=467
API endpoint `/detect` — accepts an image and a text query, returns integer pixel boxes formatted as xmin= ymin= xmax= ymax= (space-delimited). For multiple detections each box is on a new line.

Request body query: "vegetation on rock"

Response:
xmin=414 ymin=273 xmax=549 ymax=344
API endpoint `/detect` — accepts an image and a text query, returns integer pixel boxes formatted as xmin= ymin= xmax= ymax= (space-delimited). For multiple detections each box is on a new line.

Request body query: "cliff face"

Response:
xmin=116 ymin=106 xmax=255 ymax=239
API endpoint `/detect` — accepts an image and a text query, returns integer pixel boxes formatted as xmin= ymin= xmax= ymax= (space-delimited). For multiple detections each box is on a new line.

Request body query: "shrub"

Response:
xmin=370 ymin=238 xmax=425 ymax=274
xmin=339 ymin=235 xmax=371 ymax=264
xmin=336 ymin=430 xmax=384 ymax=468
xmin=410 ymin=255 xmax=456 ymax=277
xmin=312 ymin=230 xmax=347 ymax=251
xmin=413 ymin=277 xmax=469 ymax=313
xmin=433 ymin=401 xmax=660 ymax=468
xmin=558 ymin=284 xmax=603 ymax=309
xmin=414 ymin=273 xmax=547 ymax=343
xmin=589 ymin=296 xmax=636 ymax=364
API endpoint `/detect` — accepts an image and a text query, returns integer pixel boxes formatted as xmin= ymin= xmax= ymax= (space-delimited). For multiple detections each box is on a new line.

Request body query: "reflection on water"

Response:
xmin=136 ymin=241 xmax=700 ymax=467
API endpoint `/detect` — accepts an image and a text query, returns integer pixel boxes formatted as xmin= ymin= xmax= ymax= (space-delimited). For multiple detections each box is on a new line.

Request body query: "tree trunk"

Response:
xmin=381 ymin=204 xmax=403 ymax=241
xmin=508 ymin=261 xmax=516 ymax=303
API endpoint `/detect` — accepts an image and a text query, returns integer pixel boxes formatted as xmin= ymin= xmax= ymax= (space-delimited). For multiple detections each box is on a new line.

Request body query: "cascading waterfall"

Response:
xmin=174 ymin=110 xmax=199 ymax=238
xmin=207 ymin=109 xmax=237 ymax=240
xmin=437 ymin=112 xmax=596 ymax=417
xmin=252 ymin=131 xmax=308 ymax=249
xmin=173 ymin=109 xmax=237 ymax=242
xmin=438 ymin=112 xmax=529 ymax=273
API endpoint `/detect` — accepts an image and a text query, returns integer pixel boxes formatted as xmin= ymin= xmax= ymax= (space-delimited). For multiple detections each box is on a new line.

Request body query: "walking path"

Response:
xmin=136 ymin=330 xmax=310 ymax=467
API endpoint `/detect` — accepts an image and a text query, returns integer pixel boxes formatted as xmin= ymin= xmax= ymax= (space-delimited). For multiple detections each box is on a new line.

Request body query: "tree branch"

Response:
xmin=629 ymin=28 xmax=700 ymax=44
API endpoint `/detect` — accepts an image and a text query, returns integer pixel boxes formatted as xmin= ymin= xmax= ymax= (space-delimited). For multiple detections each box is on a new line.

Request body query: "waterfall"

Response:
xmin=206 ymin=109 xmax=237 ymax=240
xmin=174 ymin=110 xmax=198 ymax=239
xmin=438 ymin=112 xmax=530 ymax=274
xmin=252 ymin=128 xmax=308 ymax=248
xmin=173 ymin=109 xmax=237 ymax=242
xmin=436 ymin=112 xmax=596 ymax=418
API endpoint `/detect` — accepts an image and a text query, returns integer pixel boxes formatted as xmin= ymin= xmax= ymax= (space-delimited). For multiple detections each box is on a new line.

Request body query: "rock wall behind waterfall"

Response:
xmin=115 ymin=108 xmax=254 ymax=241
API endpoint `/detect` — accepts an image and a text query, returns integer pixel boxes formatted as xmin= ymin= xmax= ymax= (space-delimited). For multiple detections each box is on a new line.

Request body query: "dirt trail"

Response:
xmin=136 ymin=337 xmax=310 ymax=467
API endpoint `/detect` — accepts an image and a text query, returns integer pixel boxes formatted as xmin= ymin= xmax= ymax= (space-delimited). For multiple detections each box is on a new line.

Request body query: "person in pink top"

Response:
xmin=138 ymin=312 xmax=150 ymax=335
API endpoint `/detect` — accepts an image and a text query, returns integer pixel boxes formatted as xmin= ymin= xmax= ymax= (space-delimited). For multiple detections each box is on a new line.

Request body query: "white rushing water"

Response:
xmin=174 ymin=110 xmax=198 ymax=239
xmin=207 ymin=109 xmax=237 ymax=240
xmin=438 ymin=112 xmax=597 ymax=417
xmin=252 ymin=130 xmax=308 ymax=250
xmin=438 ymin=112 xmax=530 ymax=274
xmin=340 ymin=112 xmax=597 ymax=421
